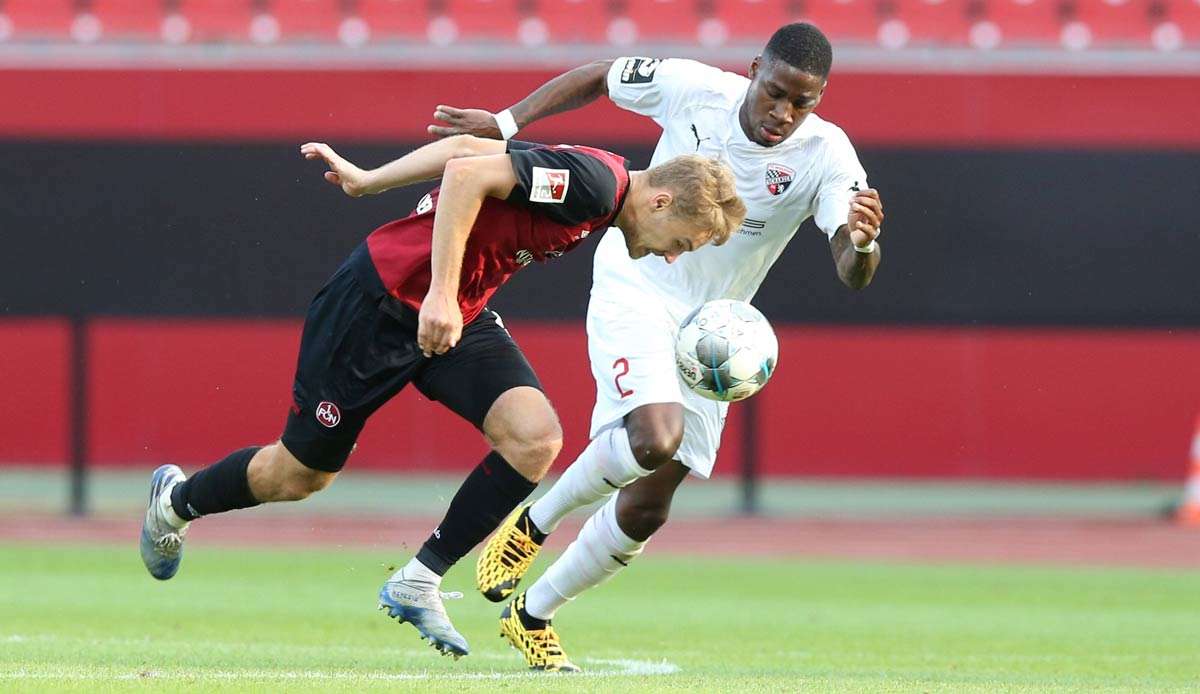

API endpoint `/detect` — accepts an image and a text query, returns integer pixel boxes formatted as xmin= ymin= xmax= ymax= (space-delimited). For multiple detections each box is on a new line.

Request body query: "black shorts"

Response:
xmin=281 ymin=250 xmax=543 ymax=472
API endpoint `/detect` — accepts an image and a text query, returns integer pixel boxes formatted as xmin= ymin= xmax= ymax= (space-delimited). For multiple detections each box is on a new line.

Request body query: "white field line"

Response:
xmin=5 ymin=632 xmax=486 ymax=661
xmin=0 ymin=633 xmax=680 ymax=679
xmin=0 ymin=665 xmax=679 ymax=682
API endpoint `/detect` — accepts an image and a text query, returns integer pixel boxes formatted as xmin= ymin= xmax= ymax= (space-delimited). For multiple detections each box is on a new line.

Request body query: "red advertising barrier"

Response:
xmin=0 ymin=319 xmax=71 ymax=463
xmin=759 ymin=327 xmax=1200 ymax=480
xmin=2 ymin=69 xmax=1199 ymax=148
xmin=83 ymin=319 xmax=586 ymax=473
xmin=5 ymin=319 xmax=1197 ymax=480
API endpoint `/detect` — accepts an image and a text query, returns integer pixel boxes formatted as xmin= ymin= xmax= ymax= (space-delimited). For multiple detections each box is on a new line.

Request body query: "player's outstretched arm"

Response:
xmin=300 ymin=135 xmax=506 ymax=197
xmin=830 ymin=188 xmax=884 ymax=289
xmin=418 ymin=154 xmax=518 ymax=357
xmin=428 ymin=60 xmax=614 ymax=139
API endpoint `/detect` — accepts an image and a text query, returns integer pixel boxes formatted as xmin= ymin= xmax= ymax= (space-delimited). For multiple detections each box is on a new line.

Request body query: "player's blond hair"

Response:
xmin=646 ymin=155 xmax=745 ymax=246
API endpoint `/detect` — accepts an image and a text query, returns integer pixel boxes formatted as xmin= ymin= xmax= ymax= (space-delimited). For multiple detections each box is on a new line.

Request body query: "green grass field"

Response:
xmin=2 ymin=544 xmax=1199 ymax=692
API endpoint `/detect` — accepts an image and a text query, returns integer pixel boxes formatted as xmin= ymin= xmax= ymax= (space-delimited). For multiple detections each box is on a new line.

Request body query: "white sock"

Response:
xmin=158 ymin=482 xmax=189 ymax=530
xmin=393 ymin=557 xmax=442 ymax=587
xmin=524 ymin=495 xmax=646 ymax=621
xmin=528 ymin=425 xmax=650 ymax=534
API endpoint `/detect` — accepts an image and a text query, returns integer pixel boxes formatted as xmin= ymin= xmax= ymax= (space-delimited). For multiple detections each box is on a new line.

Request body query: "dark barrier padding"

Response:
xmin=1 ymin=141 xmax=1197 ymax=326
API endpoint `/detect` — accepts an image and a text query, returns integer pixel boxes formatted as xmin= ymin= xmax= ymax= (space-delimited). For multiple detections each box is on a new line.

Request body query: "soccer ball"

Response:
xmin=675 ymin=299 xmax=778 ymax=402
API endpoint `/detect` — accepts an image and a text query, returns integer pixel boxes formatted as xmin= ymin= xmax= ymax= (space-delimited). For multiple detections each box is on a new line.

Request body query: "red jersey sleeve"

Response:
xmin=505 ymin=142 xmax=625 ymax=228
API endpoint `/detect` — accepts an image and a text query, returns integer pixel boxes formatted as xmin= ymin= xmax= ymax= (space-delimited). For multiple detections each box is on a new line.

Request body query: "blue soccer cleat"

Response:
xmin=378 ymin=572 xmax=470 ymax=658
xmin=139 ymin=464 xmax=189 ymax=580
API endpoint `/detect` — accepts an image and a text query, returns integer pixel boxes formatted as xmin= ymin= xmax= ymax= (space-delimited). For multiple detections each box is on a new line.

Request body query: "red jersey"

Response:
xmin=352 ymin=142 xmax=630 ymax=325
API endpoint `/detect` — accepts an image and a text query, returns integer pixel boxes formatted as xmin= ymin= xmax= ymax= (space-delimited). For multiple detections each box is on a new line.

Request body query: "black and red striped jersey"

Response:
xmin=354 ymin=141 xmax=630 ymax=324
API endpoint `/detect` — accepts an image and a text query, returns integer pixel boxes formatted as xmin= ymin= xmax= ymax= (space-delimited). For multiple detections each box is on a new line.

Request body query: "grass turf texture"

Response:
xmin=2 ymin=544 xmax=1198 ymax=692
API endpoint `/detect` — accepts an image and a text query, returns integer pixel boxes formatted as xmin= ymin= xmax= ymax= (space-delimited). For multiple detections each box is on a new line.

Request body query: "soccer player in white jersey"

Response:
xmin=430 ymin=23 xmax=885 ymax=671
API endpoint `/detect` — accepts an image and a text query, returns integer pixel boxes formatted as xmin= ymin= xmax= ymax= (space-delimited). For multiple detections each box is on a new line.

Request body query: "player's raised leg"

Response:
xmin=140 ymin=442 xmax=333 ymax=580
xmin=140 ymin=261 xmax=410 ymax=583
xmin=477 ymin=293 xmax=685 ymax=600
xmin=476 ymin=404 xmax=678 ymax=601
xmin=381 ymin=309 xmax=563 ymax=653
xmin=500 ymin=461 xmax=687 ymax=670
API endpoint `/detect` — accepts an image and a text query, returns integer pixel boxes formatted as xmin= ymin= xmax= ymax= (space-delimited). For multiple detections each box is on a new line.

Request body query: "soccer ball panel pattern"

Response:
xmin=674 ymin=299 xmax=778 ymax=403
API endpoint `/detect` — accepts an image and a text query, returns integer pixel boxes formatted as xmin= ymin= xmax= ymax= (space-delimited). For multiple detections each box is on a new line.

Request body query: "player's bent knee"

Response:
xmin=274 ymin=469 xmax=335 ymax=501
xmin=626 ymin=427 xmax=683 ymax=469
xmin=483 ymin=387 xmax=563 ymax=480
xmin=494 ymin=428 xmax=562 ymax=482
xmin=251 ymin=443 xmax=338 ymax=502
xmin=625 ymin=405 xmax=685 ymax=468
xmin=615 ymin=499 xmax=671 ymax=541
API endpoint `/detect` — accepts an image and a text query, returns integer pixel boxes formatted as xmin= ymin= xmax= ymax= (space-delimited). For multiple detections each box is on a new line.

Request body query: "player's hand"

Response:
xmin=427 ymin=105 xmax=503 ymax=139
xmin=417 ymin=290 xmax=463 ymax=357
xmin=300 ymin=142 xmax=372 ymax=197
xmin=847 ymin=188 xmax=884 ymax=248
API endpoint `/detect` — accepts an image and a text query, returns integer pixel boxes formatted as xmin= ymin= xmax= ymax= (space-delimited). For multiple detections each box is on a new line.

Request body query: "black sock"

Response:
xmin=170 ymin=447 xmax=262 ymax=520
xmin=517 ymin=600 xmax=549 ymax=630
xmin=415 ymin=451 xmax=537 ymax=575
xmin=518 ymin=506 xmax=548 ymax=545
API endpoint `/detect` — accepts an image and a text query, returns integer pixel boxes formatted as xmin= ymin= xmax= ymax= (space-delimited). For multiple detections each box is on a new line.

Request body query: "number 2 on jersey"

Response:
xmin=612 ymin=358 xmax=634 ymax=398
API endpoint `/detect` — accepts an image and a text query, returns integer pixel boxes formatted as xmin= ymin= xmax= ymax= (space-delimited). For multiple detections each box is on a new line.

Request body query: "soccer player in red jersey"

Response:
xmin=138 ymin=133 xmax=745 ymax=658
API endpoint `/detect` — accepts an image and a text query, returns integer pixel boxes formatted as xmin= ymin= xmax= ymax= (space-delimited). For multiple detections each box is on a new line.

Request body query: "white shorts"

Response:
xmin=586 ymin=269 xmax=729 ymax=479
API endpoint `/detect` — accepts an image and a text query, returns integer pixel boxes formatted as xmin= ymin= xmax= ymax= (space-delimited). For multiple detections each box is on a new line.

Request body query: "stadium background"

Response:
xmin=3 ymin=5 xmax=1199 ymax=484
xmin=3 ymin=1 xmax=1200 ymax=689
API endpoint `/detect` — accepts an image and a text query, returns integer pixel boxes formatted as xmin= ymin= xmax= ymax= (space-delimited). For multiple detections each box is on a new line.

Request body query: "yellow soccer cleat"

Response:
xmin=499 ymin=592 xmax=581 ymax=673
xmin=476 ymin=503 xmax=544 ymax=602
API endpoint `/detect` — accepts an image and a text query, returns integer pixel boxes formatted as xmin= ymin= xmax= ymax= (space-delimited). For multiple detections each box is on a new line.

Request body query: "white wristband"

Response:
xmin=494 ymin=109 xmax=519 ymax=140
xmin=854 ymin=239 xmax=878 ymax=254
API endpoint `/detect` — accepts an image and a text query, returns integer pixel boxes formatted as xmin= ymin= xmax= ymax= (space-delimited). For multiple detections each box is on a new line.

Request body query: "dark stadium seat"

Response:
xmin=710 ymin=0 xmax=795 ymax=44
xmin=177 ymin=0 xmax=257 ymax=42
xmin=611 ymin=0 xmax=701 ymax=43
xmin=89 ymin=0 xmax=166 ymax=40
xmin=1162 ymin=0 xmax=1200 ymax=46
xmin=440 ymin=0 xmax=524 ymax=43
xmin=534 ymin=0 xmax=610 ymax=44
xmin=888 ymin=0 xmax=972 ymax=46
xmin=795 ymin=0 xmax=878 ymax=44
xmin=1072 ymin=0 xmax=1154 ymax=45
xmin=357 ymin=0 xmax=430 ymax=41
xmin=2 ymin=0 xmax=75 ymax=40
xmin=984 ymin=0 xmax=1065 ymax=46
xmin=272 ymin=0 xmax=346 ymax=42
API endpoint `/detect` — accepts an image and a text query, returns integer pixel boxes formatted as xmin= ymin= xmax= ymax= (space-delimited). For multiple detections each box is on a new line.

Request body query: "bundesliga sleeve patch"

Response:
xmin=529 ymin=167 xmax=570 ymax=203
xmin=619 ymin=57 xmax=660 ymax=84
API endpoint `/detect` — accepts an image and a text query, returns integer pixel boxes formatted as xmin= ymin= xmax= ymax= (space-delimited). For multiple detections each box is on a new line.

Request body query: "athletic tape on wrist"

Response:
xmin=494 ymin=109 xmax=519 ymax=140
xmin=854 ymin=239 xmax=878 ymax=254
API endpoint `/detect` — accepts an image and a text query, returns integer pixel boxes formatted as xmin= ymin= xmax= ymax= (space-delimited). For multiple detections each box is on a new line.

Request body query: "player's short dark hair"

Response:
xmin=762 ymin=23 xmax=833 ymax=78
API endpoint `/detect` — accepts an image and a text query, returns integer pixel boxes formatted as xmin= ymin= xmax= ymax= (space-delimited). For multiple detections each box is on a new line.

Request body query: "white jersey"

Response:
xmin=593 ymin=57 xmax=868 ymax=319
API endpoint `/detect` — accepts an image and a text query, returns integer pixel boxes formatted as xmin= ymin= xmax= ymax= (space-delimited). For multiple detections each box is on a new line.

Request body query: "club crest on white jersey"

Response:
xmin=765 ymin=164 xmax=795 ymax=196
xmin=529 ymin=167 xmax=569 ymax=203
xmin=599 ymin=56 xmax=869 ymax=310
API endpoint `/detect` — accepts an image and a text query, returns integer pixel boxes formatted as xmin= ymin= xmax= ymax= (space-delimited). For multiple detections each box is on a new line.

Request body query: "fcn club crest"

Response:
xmin=765 ymin=164 xmax=795 ymax=196
xmin=315 ymin=401 xmax=341 ymax=428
